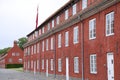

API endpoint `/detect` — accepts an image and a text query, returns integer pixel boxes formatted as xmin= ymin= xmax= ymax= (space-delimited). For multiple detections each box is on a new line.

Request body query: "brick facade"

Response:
xmin=23 ymin=0 xmax=120 ymax=80
xmin=0 ymin=41 xmax=24 ymax=68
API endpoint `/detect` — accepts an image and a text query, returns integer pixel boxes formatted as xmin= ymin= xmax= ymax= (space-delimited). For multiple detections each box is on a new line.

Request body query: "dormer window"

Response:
xmin=42 ymin=27 xmax=44 ymax=33
xmin=82 ymin=0 xmax=87 ymax=10
xmin=48 ymin=23 xmax=50 ymax=31
xmin=56 ymin=16 xmax=60 ymax=25
xmin=52 ymin=20 xmax=54 ymax=28
xmin=72 ymin=4 xmax=77 ymax=15
xmin=65 ymin=9 xmax=68 ymax=20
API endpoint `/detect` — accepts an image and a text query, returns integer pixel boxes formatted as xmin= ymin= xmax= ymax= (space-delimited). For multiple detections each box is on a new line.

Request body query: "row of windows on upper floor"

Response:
xmin=24 ymin=54 xmax=96 ymax=74
xmin=28 ymin=0 xmax=90 ymax=42
xmin=25 ymin=11 xmax=115 ymax=56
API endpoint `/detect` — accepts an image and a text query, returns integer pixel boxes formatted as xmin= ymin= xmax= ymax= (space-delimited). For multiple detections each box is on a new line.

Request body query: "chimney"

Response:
xmin=14 ymin=40 xmax=17 ymax=47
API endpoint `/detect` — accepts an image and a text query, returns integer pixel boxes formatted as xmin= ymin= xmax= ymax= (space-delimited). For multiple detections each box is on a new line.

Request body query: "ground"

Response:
xmin=0 ymin=68 xmax=55 ymax=80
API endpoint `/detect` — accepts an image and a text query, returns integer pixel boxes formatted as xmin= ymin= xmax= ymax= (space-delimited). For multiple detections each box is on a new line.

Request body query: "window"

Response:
xmin=28 ymin=61 xmax=30 ymax=69
xmin=37 ymin=60 xmax=39 ymax=70
xmin=58 ymin=34 xmax=61 ymax=48
xmin=65 ymin=31 xmax=69 ymax=47
xmin=48 ymin=23 xmax=50 ymax=31
xmin=56 ymin=16 xmax=60 ymax=24
xmin=51 ymin=59 xmax=54 ymax=71
xmin=46 ymin=39 xmax=48 ymax=51
xmin=37 ymin=43 xmax=40 ymax=53
xmin=31 ymin=46 xmax=33 ymax=55
xmin=42 ymin=59 xmax=44 ymax=69
xmin=31 ymin=60 xmax=33 ymax=69
xmin=89 ymin=18 xmax=96 ymax=39
xmin=34 ymin=44 xmax=36 ymax=54
xmin=18 ymin=58 xmax=22 ymax=63
xmin=74 ymin=57 xmax=79 ymax=73
xmin=28 ymin=47 xmax=30 ymax=55
xmin=16 ymin=53 xmax=19 ymax=56
xmin=51 ymin=37 xmax=54 ymax=50
xmin=58 ymin=58 xmax=62 ymax=72
xmin=52 ymin=20 xmax=54 ymax=28
xmin=72 ymin=4 xmax=77 ymax=15
xmin=82 ymin=0 xmax=87 ymax=9
xmin=12 ymin=53 xmax=15 ymax=56
xmin=42 ymin=27 xmax=44 ymax=33
xmin=106 ymin=12 xmax=114 ymax=36
xmin=35 ymin=31 xmax=38 ymax=38
xmin=73 ymin=26 xmax=79 ymax=44
xmin=42 ymin=41 xmax=44 ymax=52
xmin=8 ymin=58 xmax=12 ymax=63
xmin=39 ymin=29 xmax=41 ymax=35
xmin=90 ymin=54 xmax=97 ymax=74
xmin=65 ymin=10 xmax=68 ymax=20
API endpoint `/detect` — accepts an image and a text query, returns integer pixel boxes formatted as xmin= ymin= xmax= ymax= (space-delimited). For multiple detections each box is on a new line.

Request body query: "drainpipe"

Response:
xmin=81 ymin=22 xmax=85 ymax=80
xmin=54 ymin=33 xmax=56 ymax=78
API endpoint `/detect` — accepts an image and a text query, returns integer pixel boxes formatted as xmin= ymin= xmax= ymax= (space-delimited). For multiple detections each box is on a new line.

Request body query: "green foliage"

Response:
xmin=0 ymin=47 xmax=11 ymax=54
xmin=17 ymin=37 xmax=27 ymax=50
xmin=6 ymin=64 xmax=23 ymax=68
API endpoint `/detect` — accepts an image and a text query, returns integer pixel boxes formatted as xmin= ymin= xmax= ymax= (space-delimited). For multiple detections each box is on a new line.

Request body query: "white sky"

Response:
xmin=0 ymin=0 xmax=69 ymax=49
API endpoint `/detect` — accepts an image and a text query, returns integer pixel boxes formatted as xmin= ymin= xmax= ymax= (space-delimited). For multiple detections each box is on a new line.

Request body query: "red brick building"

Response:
xmin=0 ymin=41 xmax=24 ymax=68
xmin=0 ymin=54 xmax=7 ymax=68
xmin=23 ymin=0 xmax=120 ymax=80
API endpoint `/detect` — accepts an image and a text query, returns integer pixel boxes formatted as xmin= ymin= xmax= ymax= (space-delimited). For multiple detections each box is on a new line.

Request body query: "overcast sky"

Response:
xmin=0 ymin=0 xmax=69 ymax=49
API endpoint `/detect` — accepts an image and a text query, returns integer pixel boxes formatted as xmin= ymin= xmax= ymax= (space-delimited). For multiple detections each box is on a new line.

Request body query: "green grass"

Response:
xmin=10 ymin=67 xmax=23 ymax=72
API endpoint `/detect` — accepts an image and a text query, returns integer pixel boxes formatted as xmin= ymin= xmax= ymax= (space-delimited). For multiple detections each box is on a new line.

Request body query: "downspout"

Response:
xmin=54 ymin=33 xmax=56 ymax=78
xmin=81 ymin=21 xmax=85 ymax=80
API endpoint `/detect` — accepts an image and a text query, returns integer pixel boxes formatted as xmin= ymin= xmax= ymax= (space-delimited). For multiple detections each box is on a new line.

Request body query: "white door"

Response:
xmin=107 ymin=53 xmax=114 ymax=80
xmin=46 ymin=59 xmax=48 ymax=77
xmin=66 ymin=58 xmax=69 ymax=80
xmin=34 ymin=61 xmax=36 ymax=74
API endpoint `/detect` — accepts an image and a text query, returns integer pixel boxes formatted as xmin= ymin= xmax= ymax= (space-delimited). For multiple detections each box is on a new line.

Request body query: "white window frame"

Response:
xmin=31 ymin=46 xmax=33 ymax=55
xmin=28 ymin=47 xmax=30 ymax=55
xmin=51 ymin=37 xmax=54 ymax=50
xmin=35 ymin=31 xmax=38 ymax=38
xmin=74 ymin=57 xmax=79 ymax=73
xmin=73 ymin=26 xmax=79 ymax=44
xmin=58 ymin=58 xmax=62 ymax=72
xmin=46 ymin=39 xmax=48 ymax=51
xmin=42 ymin=59 xmax=44 ymax=69
xmin=106 ymin=12 xmax=114 ymax=36
xmin=37 ymin=43 xmax=40 ymax=53
xmin=28 ymin=60 xmax=30 ymax=69
xmin=48 ymin=23 xmax=50 ymax=31
xmin=42 ymin=27 xmax=44 ymax=33
xmin=39 ymin=29 xmax=41 ymax=35
xmin=52 ymin=20 xmax=54 ymax=28
xmin=12 ymin=53 xmax=15 ymax=56
xmin=72 ymin=4 xmax=77 ymax=15
xmin=65 ymin=9 xmax=68 ymax=20
xmin=89 ymin=18 xmax=96 ymax=40
xmin=51 ymin=59 xmax=54 ymax=71
xmin=56 ymin=16 xmax=60 ymax=25
xmin=37 ymin=59 xmax=39 ymax=70
xmin=65 ymin=31 xmax=69 ymax=47
xmin=90 ymin=54 xmax=97 ymax=74
xmin=58 ymin=34 xmax=61 ymax=48
xmin=82 ymin=0 xmax=87 ymax=10
xmin=31 ymin=60 xmax=33 ymax=69
xmin=34 ymin=44 xmax=36 ymax=54
xmin=42 ymin=41 xmax=44 ymax=52
xmin=8 ymin=58 xmax=12 ymax=63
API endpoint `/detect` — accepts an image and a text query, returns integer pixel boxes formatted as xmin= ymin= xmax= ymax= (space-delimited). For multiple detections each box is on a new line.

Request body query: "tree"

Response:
xmin=0 ymin=47 xmax=11 ymax=54
xmin=17 ymin=37 xmax=27 ymax=50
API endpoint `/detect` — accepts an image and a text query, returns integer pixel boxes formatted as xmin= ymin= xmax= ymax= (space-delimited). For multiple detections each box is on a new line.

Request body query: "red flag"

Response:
xmin=36 ymin=6 xmax=39 ymax=29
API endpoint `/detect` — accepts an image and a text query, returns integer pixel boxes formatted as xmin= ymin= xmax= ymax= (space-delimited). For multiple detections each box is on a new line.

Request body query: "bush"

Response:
xmin=6 ymin=64 xmax=23 ymax=68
